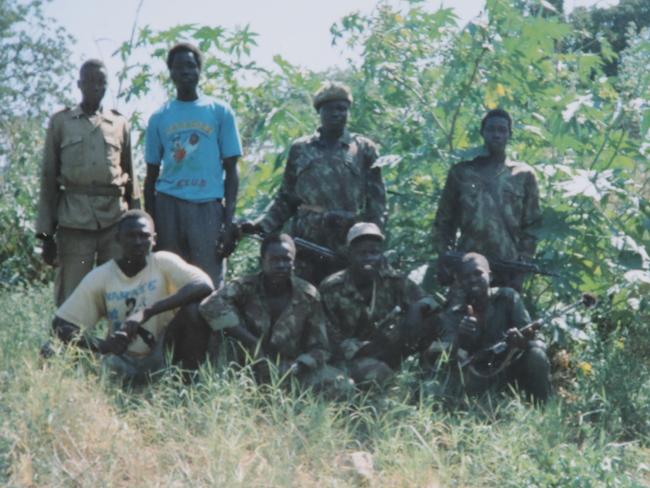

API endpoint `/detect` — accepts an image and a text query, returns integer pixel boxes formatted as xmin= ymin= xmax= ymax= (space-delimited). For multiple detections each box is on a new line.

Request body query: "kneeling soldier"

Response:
xmin=49 ymin=210 xmax=213 ymax=384
xmin=319 ymin=223 xmax=439 ymax=387
xmin=425 ymin=252 xmax=551 ymax=402
xmin=199 ymin=233 xmax=348 ymax=393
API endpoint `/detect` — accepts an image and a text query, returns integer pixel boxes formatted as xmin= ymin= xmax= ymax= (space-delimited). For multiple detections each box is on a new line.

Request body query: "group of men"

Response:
xmin=38 ymin=42 xmax=551 ymax=402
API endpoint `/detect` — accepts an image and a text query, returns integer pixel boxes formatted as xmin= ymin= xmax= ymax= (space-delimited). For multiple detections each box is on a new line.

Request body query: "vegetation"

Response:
xmin=1 ymin=0 xmax=649 ymax=485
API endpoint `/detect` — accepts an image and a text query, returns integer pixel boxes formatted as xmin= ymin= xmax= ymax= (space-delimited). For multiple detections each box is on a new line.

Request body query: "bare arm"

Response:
xmin=222 ymin=156 xmax=239 ymax=226
xmin=144 ymin=163 xmax=160 ymax=219
xmin=121 ymin=121 xmax=141 ymax=209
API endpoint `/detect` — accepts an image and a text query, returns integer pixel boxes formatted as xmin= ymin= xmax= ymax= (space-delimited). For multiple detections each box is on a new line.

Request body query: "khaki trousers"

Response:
xmin=55 ymin=225 xmax=121 ymax=306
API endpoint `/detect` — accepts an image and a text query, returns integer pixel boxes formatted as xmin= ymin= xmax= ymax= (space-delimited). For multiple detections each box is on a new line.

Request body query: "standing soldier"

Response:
xmin=36 ymin=59 xmax=140 ymax=306
xmin=144 ymin=43 xmax=242 ymax=288
xmin=433 ymin=109 xmax=541 ymax=291
xmin=246 ymin=81 xmax=386 ymax=285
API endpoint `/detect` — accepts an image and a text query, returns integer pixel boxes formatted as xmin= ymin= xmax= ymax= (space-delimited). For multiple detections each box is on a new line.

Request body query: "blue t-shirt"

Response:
xmin=145 ymin=96 xmax=242 ymax=202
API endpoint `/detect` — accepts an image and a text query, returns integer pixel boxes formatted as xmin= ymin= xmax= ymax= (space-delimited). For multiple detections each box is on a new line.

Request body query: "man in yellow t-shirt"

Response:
xmin=51 ymin=209 xmax=213 ymax=383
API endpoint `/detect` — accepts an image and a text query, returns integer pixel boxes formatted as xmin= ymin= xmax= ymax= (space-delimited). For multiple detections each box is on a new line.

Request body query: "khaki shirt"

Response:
xmin=199 ymin=272 xmax=330 ymax=363
xmin=433 ymin=157 xmax=541 ymax=261
xmin=258 ymin=129 xmax=386 ymax=255
xmin=36 ymin=105 xmax=140 ymax=235
xmin=319 ymin=266 xmax=425 ymax=348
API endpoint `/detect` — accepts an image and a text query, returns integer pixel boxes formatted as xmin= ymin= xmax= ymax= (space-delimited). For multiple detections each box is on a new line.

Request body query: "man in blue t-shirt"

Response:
xmin=144 ymin=42 xmax=242 ymax=287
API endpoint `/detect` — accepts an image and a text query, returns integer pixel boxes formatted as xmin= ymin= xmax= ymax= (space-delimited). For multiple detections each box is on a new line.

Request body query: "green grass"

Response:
xmin=1 ymin=286 xmax=649 ymax=487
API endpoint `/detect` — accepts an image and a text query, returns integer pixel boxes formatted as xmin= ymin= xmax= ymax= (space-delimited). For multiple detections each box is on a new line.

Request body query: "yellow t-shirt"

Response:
xmin=56 ymin=251 xmax=211 ymax=357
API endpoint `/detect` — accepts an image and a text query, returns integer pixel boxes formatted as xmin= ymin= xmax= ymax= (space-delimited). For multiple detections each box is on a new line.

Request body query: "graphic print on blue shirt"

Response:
xmin=145 ymin=96 xmax=242 ymax=202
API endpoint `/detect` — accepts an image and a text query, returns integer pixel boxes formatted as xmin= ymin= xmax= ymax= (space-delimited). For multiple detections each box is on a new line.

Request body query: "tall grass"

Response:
xmin=1 ymin=286 xmax=648 ymax=487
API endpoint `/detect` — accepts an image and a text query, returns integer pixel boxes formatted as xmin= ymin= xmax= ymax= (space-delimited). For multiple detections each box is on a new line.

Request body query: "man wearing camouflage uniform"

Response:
xmin=320 ymin=223 xmax=439 ymax=387
xmin=424 ymin=253 xmax=551 ymax=402
xmin=36 ymin=59 xmax=140 ymax=306
xmin=248 ymin=82 xmax=386 ymax=285
xmin=433 ymin=109 xmax=541 ymax=291
xmin=199 ymin=233 xmax=347 ymax=392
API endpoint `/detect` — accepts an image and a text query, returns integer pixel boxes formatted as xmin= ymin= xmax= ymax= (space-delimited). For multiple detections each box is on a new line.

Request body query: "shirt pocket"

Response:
xmin=59 ymin=135 xmax=84 ymax=167
xmin=104 ymin=135 xmax=122 ymax=165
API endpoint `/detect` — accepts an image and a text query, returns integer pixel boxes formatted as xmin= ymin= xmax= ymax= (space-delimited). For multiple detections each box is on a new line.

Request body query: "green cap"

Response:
xmin=313 ymin=81 xmax=353 ymax=110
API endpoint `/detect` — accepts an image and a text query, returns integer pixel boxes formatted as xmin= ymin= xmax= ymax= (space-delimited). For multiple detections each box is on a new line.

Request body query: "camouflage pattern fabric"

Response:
xmin=430 ymin=287 xmax=551 ymax=400
xmin=319 ymin=266 xmax=425 ymax=384
xmin=199 ymin=272 xmax=330 ymax=368
xmin=257 ymin=129 xmax=386 ymax=283
xmin=433 ymin=156 xmax=541 ymax=263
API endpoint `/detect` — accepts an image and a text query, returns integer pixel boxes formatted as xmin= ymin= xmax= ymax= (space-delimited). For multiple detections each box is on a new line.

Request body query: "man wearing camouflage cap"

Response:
xmin=319 ymin=223 xmax=440 ymax=387
xmin=245 ymin=82 xmax=386 ymax=285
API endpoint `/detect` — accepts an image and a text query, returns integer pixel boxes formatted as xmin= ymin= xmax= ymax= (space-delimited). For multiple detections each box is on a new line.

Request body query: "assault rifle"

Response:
xmin=231 ymin=223 xmax=347 ymax=265
xmin=438 ymin=251 xmax=558 ymax=286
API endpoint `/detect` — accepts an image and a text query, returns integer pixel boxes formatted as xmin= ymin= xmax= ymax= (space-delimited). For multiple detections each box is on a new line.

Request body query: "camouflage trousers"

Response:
xmin=426 ymin=345 xmax=551 ymax=403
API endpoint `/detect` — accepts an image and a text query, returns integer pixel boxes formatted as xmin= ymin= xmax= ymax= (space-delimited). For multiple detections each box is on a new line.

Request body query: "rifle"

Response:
xmin=458 ymin=292 xmax=597 ymax=378
xmin=235 ymin=224 xmax=346 ymax=264
xmin=440 ymin=250 xmax=559 ymax=280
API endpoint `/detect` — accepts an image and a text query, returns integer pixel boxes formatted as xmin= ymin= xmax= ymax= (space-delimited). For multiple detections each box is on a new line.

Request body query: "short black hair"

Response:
xmin=480 ymin=108 xmax=512 ymax=134
xmin=117 ymin=209 xmax=154 ymax=232
xmin=260 ymin=233 xmax=296 ymax=258
xmin=166 ymin=42 xmax=203 ymax=70
xmin=79 ymin=59 xmax=106 ymax=76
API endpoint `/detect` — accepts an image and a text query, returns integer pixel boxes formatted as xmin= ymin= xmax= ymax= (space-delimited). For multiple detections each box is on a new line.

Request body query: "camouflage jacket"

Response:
xmin=319 ymin=266 xmax=425 ymax=352
xmin=432 ymin=156 xmax=541 ymax=261
xmin=434 ymin=287 xmax=531 ymax=354
xmin=199 ymin=272 xmax=330 ymax=363
xmin=257 ymin=129 xmax=386 ymax=255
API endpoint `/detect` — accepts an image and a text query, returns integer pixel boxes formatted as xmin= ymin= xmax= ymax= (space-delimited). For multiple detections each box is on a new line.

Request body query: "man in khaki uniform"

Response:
xmin=200 ymin=233 xmax=350 ymax=394
xmin=36 ymin=59 xmax=140 ymax=305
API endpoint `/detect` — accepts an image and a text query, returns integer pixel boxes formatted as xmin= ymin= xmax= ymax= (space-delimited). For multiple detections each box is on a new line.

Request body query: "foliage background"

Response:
xmin=1 ymin=0 xmax=649 ymax=485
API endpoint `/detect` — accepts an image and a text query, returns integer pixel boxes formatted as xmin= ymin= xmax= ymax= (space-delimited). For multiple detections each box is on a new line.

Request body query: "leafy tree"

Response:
xmin=0 ymin=0 xmax=74 ymax=285
xmin=569 ymin=0 xmax=650 ymax=76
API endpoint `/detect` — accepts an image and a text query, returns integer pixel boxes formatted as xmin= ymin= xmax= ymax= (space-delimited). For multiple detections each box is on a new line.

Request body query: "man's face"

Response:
xmin=481 ymin=116 xmax=510 ymax=155
xmin=77 ymin=66 xmax=107 ymax=107
xmin=319 ymin=100 xmax=349 ymax=133
xmin=170 ymin=50 xmax=200 ymax=93
xmin=349 ymin=237 xmax=384 ymax=280
xmin=457 ymin=259 xmax=491 ymax=300
xmin=262 ymin=242 xmax=295 ymax=285
xmin=117 ymin=217 xmax=155 ymax=260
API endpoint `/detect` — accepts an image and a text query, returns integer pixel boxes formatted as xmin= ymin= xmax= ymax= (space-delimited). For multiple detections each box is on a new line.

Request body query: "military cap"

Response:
xmin=313 ymin=81 xmax=353 ymax=110
xmin=347 ymin=222 xmax=384 ymax=246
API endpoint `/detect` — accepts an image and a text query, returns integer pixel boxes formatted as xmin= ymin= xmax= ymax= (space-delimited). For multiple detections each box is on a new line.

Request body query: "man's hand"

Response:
xmin=324 ymin=210 xmax=355 ymax=229
xmin=216 ymin=222 xmax=241 ymax=259
xmin=505 ymin=328 xmax=528 ymax=350
xmin=505 ymin=324 xmax=537 ymax=350
xmin=120 ymin=309 xmax=148 ymax=340
xmin=239 ymin=220 xmax=262 ymax=235
xmin=41 ymin=237 xmax=57 ymax=266
xmin=100 ymin=331 xmax=130 ymax=355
